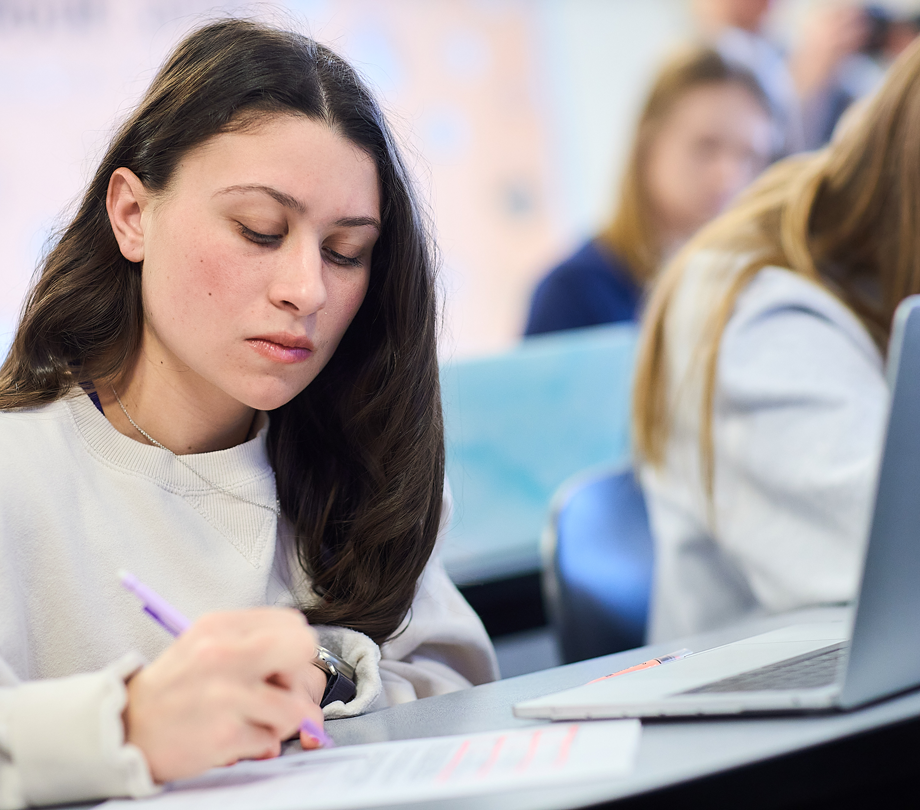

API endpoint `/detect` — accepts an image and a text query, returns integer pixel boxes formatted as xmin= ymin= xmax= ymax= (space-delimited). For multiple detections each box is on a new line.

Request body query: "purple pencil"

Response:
xmin=119 ymin=570 xmax=191 ymax=637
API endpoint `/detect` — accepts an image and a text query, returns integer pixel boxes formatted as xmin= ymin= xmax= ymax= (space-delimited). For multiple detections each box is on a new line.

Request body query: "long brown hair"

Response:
xmin=634 ymin=35 xmax=920 ymax=499
xmin=598 ymin=44 xmax=771 ymax=284
xmin=0 ymin=19 xmax=443 ymax=643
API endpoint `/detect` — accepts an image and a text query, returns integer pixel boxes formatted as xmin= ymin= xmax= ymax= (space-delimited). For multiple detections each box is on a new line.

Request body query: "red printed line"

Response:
xmin=476 ymin=735 xmax=507 ymax=778
xmin=553 ymin=725 xmax=579 ymax=768
xmin=515 ymin=730 xmax=543 ymax=773
xmin=437 ymin=740 xmax=470 ymax=783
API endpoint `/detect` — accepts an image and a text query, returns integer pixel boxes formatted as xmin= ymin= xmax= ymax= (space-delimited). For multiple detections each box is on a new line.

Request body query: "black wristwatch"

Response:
xmin=313 ymin=646 xmax=357 ymax=708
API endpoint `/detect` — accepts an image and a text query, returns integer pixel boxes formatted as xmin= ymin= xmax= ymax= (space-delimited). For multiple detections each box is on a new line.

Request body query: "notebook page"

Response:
xmin=100 ymin=720 xmax=640 ymax=809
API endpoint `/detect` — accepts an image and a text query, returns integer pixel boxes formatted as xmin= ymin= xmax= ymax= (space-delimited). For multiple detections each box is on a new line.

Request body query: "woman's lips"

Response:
xmin=246 ymin=335 xmax=314 ymax=364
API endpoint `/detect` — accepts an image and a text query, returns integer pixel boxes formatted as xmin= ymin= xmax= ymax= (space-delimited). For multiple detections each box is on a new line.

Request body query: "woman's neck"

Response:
xmin=96 ymin=362 xmax=256 ymax=455
xmin=649 ymin=219 xmax=693 ymax=270
xmin=658 ymin=232 xmax=687 ymax=267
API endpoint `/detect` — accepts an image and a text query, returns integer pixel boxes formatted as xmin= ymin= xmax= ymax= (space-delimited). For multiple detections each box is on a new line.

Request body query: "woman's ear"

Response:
xmin=107 ymin=167 xmax=149 ymax=263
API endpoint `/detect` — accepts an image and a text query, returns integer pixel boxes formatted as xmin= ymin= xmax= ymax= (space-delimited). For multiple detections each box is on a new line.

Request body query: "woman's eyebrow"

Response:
xmin=336 ymin=216 xmax=381 ymax=233
xmin=215 ymin=184 xmax=306 ymax=213
xmin=214 ymin=185 xmax=380 ymax=231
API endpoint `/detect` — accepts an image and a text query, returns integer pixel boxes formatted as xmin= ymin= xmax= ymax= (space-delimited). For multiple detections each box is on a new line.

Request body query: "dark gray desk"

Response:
xmin=326 ymin=606 xmax=920 ymax=809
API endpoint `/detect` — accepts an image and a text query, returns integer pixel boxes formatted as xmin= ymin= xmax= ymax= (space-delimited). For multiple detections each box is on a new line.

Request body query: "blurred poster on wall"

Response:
xmin=0 ymin=0 xmax=562 ymax=360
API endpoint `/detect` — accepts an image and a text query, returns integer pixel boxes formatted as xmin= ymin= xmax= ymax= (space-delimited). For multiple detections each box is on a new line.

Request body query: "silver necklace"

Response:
xmin=112 ymin=388 xmax=280 ymax=516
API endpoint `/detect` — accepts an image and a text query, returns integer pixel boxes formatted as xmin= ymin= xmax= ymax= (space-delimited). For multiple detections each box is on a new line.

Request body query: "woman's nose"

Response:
xmin=270 ymin=244 xmax=327 ymax=315
xmin=708 ymin=151 xmax=748 ymax=209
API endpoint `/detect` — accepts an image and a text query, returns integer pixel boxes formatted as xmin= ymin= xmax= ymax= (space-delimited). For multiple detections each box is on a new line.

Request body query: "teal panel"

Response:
xmin=440 ymin=323 xmax=639 ymax=584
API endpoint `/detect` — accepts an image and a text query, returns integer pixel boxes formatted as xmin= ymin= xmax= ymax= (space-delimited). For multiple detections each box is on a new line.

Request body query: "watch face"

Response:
xmin=315 ymin=645 xmax=357 ymax=681
xmin=314 ymin=646 xmax=358 ymax=709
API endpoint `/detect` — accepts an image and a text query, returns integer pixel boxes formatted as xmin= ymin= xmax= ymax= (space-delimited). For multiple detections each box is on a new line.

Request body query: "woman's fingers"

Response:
xmin=299 ymin=700 xmax=328 ymax=750
xmin=206 ymin=712 xmax=283 ymax=763
xmin=125 ymin=607 xmax=326 ymax=783
xmin=189 ymin=608 xmax=318 ymax=681
xmin=244 ymin=680 xmax=314 ymax=740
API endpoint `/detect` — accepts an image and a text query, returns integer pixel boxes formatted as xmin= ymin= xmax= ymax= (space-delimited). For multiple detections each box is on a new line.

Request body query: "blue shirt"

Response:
xmin=524 ymin=240 xmax=642 ymax=336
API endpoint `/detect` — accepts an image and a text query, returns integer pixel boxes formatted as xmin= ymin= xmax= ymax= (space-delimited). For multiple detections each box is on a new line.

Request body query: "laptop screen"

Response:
xmin=841 ymin=295 xmax=920 ymax=708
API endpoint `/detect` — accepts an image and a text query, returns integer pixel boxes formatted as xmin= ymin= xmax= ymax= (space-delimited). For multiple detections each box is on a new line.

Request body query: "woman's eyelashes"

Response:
xmin=236 ymin=221 xmax=369 ymax=266
xmin=237 ymin=222 xmax=283 ymax=246
xmin=323 ymin=246 xmax=365 ymax=268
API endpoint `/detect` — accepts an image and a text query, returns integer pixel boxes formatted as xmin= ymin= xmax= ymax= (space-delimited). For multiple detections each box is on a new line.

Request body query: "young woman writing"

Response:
xmin=524 ymin=45 xmax=774 ymax=336
xmin=0 ymin=18 xmax=497 ymax=809
xmin=633 ymin=36 xmax=920 ymax=642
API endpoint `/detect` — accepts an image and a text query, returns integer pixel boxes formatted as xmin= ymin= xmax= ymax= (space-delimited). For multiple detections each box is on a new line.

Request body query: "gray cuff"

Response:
xmin=314 ymin=627 xmax=382 ymax=719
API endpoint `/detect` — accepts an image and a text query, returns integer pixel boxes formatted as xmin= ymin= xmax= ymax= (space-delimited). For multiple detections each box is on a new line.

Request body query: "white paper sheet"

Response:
xmin=100 ymin=720 xmax=640 ymax=809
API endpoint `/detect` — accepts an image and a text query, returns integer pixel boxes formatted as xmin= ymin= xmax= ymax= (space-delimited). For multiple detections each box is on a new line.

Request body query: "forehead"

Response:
xmin=164 ymin=114 xmax=380 ymax=211
xmin=664 ymin=82 xmax=770 ymax=128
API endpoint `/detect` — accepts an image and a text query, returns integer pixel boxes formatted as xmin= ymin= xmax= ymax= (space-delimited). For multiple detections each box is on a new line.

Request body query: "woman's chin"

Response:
xmin=236 ymin=382 xmax=310 ymax=413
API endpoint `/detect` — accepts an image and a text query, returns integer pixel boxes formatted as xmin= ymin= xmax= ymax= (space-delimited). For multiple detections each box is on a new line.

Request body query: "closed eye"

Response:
xmin=238 ymin=223 xmax=283 ymax=246
xmin=323 ymin=247 xmax=364 ymax=268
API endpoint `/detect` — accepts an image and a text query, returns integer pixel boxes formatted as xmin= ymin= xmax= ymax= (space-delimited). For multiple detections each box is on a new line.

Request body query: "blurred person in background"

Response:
xmin=633 ymin=34 xmax=920 ymax=642
xmin=694 ymin=0 xmax=919 ymax=152
xmin=809 ymin=4 xmax=920 ymax=145
xmin=525 ymin=46 xmax=774 ymax=336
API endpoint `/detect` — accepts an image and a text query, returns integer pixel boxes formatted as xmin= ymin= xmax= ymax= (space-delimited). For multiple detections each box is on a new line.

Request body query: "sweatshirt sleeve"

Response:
xmin=0 ymin=653 xmax=158 ymax=809
xmin=313 ymin=484 xmax=499 ymax=719
xmin=711 ymin=269 xmax=888 ymax=613
xmin=375 ymin=542 xmax=499 ymax=706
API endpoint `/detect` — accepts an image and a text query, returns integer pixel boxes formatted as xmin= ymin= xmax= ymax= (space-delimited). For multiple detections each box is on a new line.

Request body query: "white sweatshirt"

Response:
xmin=0 ymin=392 xmax=498 ymax=809
xmin=640 ymin=255 xmax=889 ymax=643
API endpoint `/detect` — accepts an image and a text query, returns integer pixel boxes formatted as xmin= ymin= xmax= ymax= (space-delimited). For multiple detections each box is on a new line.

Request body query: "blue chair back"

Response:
xmin=439 ymin=324 xmax=639 ymax=585
xmin=543 ymin=465 xmax=653 ymax=663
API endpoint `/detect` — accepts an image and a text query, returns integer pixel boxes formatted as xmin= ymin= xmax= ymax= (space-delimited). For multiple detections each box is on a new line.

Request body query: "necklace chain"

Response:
xmin=112 ymin=388 xmax=280 ymax=516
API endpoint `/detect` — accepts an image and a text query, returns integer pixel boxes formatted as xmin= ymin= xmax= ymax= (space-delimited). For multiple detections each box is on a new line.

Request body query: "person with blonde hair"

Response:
xmin=632 ymin=35 xmax=920 ymax=643
xmin=525 ymin=45 xmax=774 ymax=336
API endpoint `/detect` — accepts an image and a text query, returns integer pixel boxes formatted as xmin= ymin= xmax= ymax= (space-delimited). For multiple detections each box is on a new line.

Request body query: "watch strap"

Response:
xmin=320 ymin=669 xmax=358 ymax=708
xmin=313 ymin=645 xmax=358 ymax=708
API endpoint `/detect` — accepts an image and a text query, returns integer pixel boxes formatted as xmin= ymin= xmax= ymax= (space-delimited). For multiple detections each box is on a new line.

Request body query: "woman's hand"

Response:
xmin=297 ymin=661 xmax=331 ymax=750
xmin=124 ymin=607 xmax=325 ymax=783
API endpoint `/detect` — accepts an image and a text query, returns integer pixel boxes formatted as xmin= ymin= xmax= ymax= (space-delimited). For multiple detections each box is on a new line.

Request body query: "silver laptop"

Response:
xmin=515 ymin=295 xmax=920 ymax=720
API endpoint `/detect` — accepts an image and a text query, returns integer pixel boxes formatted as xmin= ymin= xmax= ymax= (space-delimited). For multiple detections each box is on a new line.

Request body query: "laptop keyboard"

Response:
xmin=679 ymin=642 xmax=848 ymax=694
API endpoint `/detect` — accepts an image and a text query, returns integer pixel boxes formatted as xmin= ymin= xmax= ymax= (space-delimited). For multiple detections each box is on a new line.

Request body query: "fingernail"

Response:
xmin=300 ymin=718 xmax=335 ymax=748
